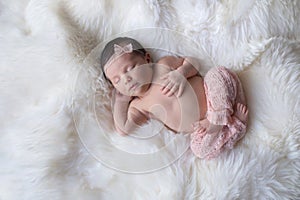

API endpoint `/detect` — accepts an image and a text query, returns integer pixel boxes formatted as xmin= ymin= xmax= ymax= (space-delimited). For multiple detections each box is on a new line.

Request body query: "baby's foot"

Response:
xmin=192 ymin=119 xmax=209 ymax=138
xmin=234 ymin=103 xmax=248 ymax=124
xmin=193 ymin=118 xmax=210 ymax=130
xmin=193 ymin=119 xmax=222 ymax=134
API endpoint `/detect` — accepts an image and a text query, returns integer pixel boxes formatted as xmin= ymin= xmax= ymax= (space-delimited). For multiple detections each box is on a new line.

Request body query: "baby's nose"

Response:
xmin=123 ymin=75 xmax=132 ymax=84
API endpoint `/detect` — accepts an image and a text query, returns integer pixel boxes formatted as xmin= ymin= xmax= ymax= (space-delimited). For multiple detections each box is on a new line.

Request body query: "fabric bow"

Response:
xmin=113 ymin=43 xmax=133 ymax=55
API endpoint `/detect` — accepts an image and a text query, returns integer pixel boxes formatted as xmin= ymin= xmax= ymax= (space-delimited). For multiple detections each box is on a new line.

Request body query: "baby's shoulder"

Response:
xmin=129 ymin=98 xmax=150 ymax=118
xmin=130 ymin=97 xmax=145 ymax=110
xmin=157 ymin=55 xmax=183 ymax=64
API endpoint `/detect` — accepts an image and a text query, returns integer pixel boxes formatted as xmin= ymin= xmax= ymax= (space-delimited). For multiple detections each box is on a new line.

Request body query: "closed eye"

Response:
xmin=113 ymin=77 xmax=120 ymax=84
xmin=126 ymin=65 xmax=135 ymax=72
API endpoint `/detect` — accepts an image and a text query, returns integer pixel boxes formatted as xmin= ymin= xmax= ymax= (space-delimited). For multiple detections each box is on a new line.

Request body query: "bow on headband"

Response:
xmin=114 ymin=43 xmax=133 ymax=54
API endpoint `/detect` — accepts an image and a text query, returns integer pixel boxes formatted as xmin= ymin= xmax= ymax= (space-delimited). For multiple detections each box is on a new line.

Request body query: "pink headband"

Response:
xmin=103 ymin=43 xmax=133 ymax=73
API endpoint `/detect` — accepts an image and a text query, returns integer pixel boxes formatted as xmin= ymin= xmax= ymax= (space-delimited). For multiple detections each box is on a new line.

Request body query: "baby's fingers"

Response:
xmin=192 ymin=121 xmax=201 ymax=128
xmin=161 ymin=79 xmax=170 ymax=90
xmin=166 ymin=84 xmax=178 ymax=97
xmin=161 ymin=82 xmax=173 ymax=94
xmin=176 ymin=85 xmax=184 ymax=97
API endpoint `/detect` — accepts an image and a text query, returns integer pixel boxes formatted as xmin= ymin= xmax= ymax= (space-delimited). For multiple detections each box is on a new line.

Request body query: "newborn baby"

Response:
xmin=100 ymin=37 xmax=248 ymax=159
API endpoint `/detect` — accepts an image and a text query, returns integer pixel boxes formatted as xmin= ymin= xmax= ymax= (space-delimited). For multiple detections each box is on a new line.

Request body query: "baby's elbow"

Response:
xmin=115 ymin=125 xmax=129 ymax=136
xmin=118 ymin=132 xmax=127 ymax=137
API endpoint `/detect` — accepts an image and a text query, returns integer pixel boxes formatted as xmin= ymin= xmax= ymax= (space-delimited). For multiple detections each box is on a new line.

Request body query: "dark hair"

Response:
xmin=100 ymin=37 xmax=147 ymax=81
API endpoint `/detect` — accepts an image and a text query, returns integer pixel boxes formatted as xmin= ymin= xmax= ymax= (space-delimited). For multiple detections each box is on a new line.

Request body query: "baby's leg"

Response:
xmin=204 ymin=67 xmax=237 ymax=126
xmin=191 ymin=67 xmax=248 ymax=159
xmin=190 ymin=105 xmax=248 ymax=159
xmin=191 ymin=118 xmax=228 ymax=159
xmin=190 ymin=124 xmax=230 ymax=159
xmin=225 ymin=103 xmax=248 ymax=149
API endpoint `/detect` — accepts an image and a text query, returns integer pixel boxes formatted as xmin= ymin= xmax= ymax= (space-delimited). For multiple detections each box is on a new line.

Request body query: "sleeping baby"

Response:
xmin=100 ymin=37 xmax=248 ymax=159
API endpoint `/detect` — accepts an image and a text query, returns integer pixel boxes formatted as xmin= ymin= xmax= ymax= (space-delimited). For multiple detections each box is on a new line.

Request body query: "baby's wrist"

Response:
xmin=176 ymin=66 xmax=187 ymax=77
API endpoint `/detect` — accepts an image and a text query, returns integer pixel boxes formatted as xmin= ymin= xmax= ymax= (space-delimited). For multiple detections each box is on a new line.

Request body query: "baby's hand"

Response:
xmin=113 ymin=89 xmax=133 ymax=103
xmin=160 ymin=70 xmax=187 ymax=97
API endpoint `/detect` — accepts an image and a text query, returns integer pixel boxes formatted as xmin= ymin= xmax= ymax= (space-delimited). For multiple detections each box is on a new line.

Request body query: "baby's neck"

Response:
xmin=136 ymin=83 xmax=153 ymax=98
xmin=136 ymin=65 xmax=161 ymax=98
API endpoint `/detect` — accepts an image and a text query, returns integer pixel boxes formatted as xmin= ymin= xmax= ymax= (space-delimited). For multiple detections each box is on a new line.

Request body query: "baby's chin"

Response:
xmin=128 ymin=85 xmax=144 ymax=97
xmin=136 ymin=84 xmax=150 ymax=95
xmin=128 ymin=89 xmax=140 ymax=97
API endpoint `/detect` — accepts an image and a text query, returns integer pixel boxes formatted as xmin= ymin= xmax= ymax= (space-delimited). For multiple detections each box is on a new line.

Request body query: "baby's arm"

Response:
xmin=181 ymin=56 xmax=202 ymax=77
xmin=113 ymin=91 xmax=148 ymax=135
xmin=158 ymin=56 xmax=201 ymax=97
xmin=158 ymin=56 xmax=201 ymax=77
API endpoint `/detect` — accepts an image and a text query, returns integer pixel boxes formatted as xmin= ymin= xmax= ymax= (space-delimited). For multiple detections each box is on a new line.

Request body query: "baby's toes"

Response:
xmin=238 ymin=103 xmax=243 ymax=111
xmin=242 ymin=104 xmax=248 ymax=115
xmin=194 ymin=126 xmax=204 ymax=133
xmin=199 ymin=127 xmax=206 ymax=133
xmin=192 ymin=121 xmax=201 ymax=129
xmin=194 ymin=127 xmax=206 ymax=137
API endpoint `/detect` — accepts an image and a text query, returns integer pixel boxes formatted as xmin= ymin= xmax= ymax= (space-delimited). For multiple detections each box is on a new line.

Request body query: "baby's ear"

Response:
xmin=145 ymin=52 xmax=151 ymax=63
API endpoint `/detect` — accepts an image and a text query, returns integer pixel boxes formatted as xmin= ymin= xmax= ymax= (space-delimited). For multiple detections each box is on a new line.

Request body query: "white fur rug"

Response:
xmin=0 ymin=0 xmax=299 ymax=199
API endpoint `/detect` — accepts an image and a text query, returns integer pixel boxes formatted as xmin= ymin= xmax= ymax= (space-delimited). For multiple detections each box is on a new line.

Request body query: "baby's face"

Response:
xmin=105 ymin=53 xmax=153 ymax=96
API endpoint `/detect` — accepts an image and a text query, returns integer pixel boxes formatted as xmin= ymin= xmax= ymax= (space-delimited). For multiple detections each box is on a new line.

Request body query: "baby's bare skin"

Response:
xmin=130 ymin=64 xmax=207 ymax=132
xmin=103 ymin=41 xmax=248 ymax=159
xmin=193 ymin=103 xmax=248 ymax=136
xmin=105 ymin=52 xmax=208 ymax=135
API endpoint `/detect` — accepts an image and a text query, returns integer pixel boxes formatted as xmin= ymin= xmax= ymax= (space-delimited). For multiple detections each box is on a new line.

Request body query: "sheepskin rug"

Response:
xmin=0 ymin=0 xmax=299 ymax=199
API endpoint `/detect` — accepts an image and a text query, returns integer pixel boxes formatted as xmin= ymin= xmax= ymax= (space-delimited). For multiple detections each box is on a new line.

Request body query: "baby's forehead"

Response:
xmin=113 ymin=53 xmax=137 ymax=67
xmin=105 ymin=53 xmax=136 ymax=76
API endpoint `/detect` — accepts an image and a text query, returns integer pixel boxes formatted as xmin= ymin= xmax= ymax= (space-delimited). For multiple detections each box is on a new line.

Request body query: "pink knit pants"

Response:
xmin=190 ymin=67 xmax=247 ymax=159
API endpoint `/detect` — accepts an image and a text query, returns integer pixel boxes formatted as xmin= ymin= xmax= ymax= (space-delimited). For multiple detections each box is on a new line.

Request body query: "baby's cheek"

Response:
xmin=114 ymin=85 xmax=124 ymax=94
xmin=139 ymin=72 xmax=151 ymax=83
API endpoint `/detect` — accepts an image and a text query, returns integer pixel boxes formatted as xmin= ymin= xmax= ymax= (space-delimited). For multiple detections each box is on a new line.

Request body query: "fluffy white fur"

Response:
xmin=0 ymin=0 xmax=299 ymax=199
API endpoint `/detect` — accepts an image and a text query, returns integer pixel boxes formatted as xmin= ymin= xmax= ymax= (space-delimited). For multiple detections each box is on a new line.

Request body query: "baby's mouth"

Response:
xmin=129 ymin=83 xmax=138 ymax=91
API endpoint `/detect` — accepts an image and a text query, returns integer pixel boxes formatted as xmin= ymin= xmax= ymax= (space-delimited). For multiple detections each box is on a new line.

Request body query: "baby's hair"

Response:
xmin=100 ymin=37 xmax=147 ymax=81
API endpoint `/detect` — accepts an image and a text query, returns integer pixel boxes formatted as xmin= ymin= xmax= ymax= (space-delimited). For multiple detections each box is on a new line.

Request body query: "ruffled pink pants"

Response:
xmin=190 ymin=67 xmax=247 ymax=159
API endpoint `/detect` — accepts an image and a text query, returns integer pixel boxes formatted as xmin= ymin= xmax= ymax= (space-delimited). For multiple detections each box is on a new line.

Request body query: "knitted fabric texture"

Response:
xmin=190 ymin=67 xmax=247 ymax=159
